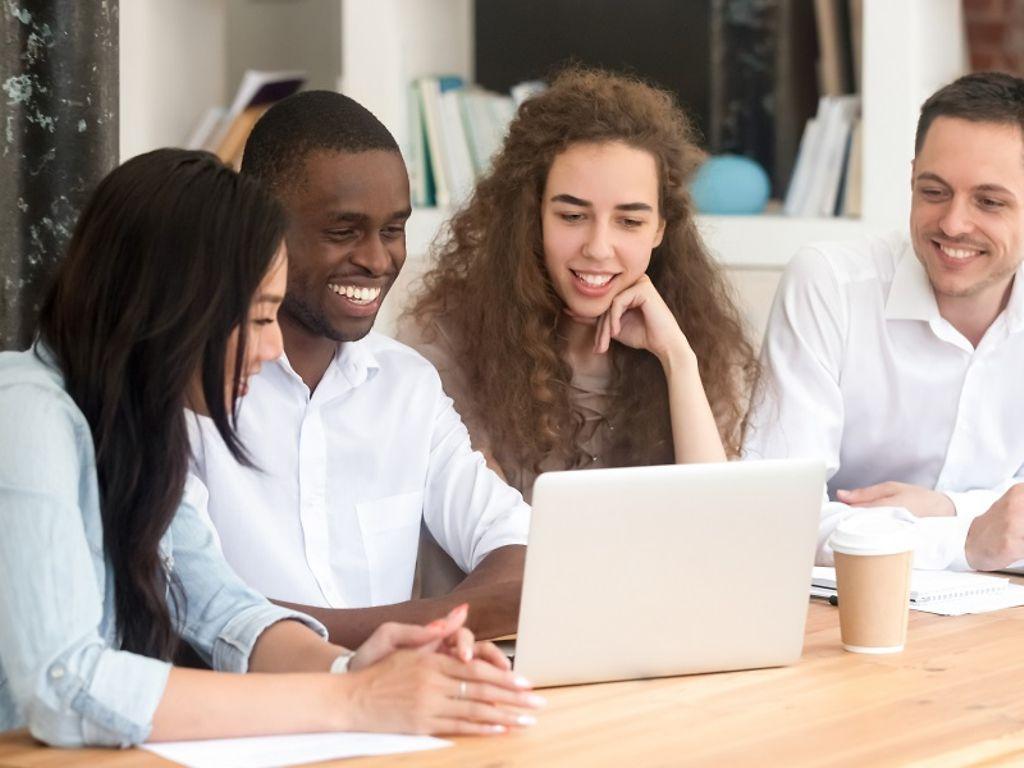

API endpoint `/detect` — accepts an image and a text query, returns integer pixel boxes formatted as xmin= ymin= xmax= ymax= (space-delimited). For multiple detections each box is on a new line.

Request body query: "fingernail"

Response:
xmin=526 ymin=693 xmax=547 ymax=708
xmin=489 ymin=724 xmax=507 ymax=734
xmin=426 ymin=619 xmax=445 ymax=630
xmin=449 ymin=602 xmax=469 ymax=618
xmin=461 ymin=648 xmax=473 ymax=662
xmin=513 ymin=675 xmax=532 ymax=689
xmin=516 ymin=714 xmax=537 ymax=727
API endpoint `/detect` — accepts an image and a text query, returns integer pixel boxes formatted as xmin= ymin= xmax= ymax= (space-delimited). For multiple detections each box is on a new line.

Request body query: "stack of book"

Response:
xmin=783 ymin=95 xmax=862 ymax=218
xmin=186 ymin=70 xmax=306 ymax=168
xmin=408 ymin=76 xmax=538 ymax=209
xmin=782 ymin=0 xmax=863 ymax=218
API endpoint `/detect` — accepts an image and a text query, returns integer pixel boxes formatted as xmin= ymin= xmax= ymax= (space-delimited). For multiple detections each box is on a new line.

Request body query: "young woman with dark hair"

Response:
xmin=0 ymin=149 xmax=541 ymax=747
xmin=400 ymin=69 xmax=759 ymax=499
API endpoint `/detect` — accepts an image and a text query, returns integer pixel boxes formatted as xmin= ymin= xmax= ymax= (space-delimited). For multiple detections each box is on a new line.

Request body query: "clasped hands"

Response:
xmin=339 ymin=603 xmax=544 ymax=735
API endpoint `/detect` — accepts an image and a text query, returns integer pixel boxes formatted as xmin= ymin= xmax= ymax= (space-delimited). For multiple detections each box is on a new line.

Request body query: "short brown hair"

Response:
xmin=915 ymin=71 xmax=1024 ymax=154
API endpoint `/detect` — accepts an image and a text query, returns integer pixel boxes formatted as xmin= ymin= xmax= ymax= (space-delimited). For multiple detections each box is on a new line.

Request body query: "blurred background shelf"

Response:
xmin=119 ymin=0 xmax=968 ymax=340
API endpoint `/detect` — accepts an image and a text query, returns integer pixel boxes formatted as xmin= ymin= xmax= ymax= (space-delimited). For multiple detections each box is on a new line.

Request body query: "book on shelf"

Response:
xmin=814 ymin=0 xmax=855 ymax=97
xmin=772 ymin=0 xmax=821 ymax=201
xmin=784 ymin=94 xmax=860 ymax=218
xmin=186 ymin=69 xmax=306 ymax=168
xmin=839 ymin=118 xmax=862 ymax=217
xmin=186 ymin=107 xmax=226 ymax=151
xmin=409 ymin=76 xmax=524 ymax=209
xmin=848 ymin=0 xmax=864 ymax=94
xmin=460 ymin=88 xmax=515 ymax=174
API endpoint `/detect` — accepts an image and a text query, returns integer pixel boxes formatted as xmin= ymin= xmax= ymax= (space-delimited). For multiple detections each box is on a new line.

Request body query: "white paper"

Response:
xmin=910 ymin=583 xmax=1024 ymax=616
xmin=142 ymin=731 xmax=450 ymax=768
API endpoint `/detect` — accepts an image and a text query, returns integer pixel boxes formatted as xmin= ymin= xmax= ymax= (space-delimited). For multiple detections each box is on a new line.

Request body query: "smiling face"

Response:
xmin=189 ymin=244 xmax=288 ymax=417
xmin=223 ymin=245 xmax=288 ymax=408
xmin=910 ymin=116 xmax=1024 ymax=307
xmin=278 ymin=149 xmax=411 ymax=342
xmin=541 ymin=141 xmax=665 ymax=319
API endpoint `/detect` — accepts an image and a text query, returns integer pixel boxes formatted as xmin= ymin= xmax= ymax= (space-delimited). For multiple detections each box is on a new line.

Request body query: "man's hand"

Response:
xmin=966 ymin=486 xmax=1024 ymax=571
xmin=836 ymin=482 xmax=955 ymax=518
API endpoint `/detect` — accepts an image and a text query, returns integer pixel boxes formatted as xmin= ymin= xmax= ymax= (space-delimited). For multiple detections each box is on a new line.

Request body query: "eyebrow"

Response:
xmin=550 ymin=193 xmax=654 ymax=212
xmin=915 ymin=172 xmax=1016 ymax=197
xmin=327 ymin=208 xmax=413 ymax=223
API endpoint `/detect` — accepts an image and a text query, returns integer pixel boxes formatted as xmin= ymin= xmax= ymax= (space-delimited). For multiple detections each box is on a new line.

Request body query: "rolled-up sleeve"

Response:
xmin=170 ymin=475 xmax=327 ymax=672
xmin=0 ymin=393 xmax=171 ymax=747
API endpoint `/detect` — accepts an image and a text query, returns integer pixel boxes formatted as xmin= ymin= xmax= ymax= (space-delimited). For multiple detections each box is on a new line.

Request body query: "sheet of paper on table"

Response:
xmin=141 ymin=731 xmax=450 ymax=768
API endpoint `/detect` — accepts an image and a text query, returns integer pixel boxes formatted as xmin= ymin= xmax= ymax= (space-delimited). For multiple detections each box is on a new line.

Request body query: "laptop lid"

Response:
xmin=513 ymin=459 xmax=824 ymax=687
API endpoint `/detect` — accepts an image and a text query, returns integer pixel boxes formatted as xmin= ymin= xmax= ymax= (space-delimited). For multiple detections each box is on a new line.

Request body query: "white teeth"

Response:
xmin=939 ymin=244 xmax=981 ymax=260
xmin=573 ymin=271 xmax=613 ymax=287
xmin=328 ymin=284 xmax=381 ymax=304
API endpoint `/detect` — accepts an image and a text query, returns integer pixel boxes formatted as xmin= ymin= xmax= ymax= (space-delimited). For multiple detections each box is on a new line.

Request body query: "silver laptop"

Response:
xmin=512 ymin=459 xmax=825 ymax=688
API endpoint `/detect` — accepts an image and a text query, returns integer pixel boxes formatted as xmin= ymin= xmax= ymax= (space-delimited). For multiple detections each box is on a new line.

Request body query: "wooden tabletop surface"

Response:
xmin=3 ymin=598 xmax=1024 ymax=767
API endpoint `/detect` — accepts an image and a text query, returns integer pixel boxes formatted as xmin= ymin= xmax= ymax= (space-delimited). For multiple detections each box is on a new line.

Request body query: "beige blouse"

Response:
xmin=397 ymin=316 xmax=613 ymax=503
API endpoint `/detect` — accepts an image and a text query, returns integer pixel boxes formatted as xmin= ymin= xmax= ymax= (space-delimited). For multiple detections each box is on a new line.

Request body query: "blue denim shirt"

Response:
xmin=0 ymin=348 xmax=327 ymax=747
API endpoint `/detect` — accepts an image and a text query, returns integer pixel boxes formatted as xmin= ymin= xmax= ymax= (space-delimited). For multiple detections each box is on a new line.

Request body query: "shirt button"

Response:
xmin=49 ymin=665 xmax=65 ymax=679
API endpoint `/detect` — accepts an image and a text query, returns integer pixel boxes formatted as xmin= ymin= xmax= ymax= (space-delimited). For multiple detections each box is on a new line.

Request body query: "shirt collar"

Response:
xmin=884 ymin=243 xmax=938 ymax=322
xmin=335 ymin=335 xmax=381 ymax=388
xmin=1002 ymin=270 xmax=1024 ymax=335
xmin=884 ymin=242 xmax=1024 ymax=335
xmin=272 ymin=335 xmax=382 ymax=395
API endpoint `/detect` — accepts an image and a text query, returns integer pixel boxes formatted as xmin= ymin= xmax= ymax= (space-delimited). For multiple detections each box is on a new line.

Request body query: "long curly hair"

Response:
xmin=407 ymin=68 xmax=759 ymax=473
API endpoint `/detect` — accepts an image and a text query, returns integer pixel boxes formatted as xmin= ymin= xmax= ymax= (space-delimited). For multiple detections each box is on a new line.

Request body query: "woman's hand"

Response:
xmin=338 ymin=649 xmax=544 ymax=736
xmin=589 ymin=275 xmax=693 ymax=366
xmin=350 ymin=603 xmax=511 ymax=672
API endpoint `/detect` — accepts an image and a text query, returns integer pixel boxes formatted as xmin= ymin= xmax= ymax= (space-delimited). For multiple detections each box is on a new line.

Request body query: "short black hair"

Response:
xmin=916 ymin=71 xmax=1024 ymax=154
xmin=241 ymin=90 xmax=400 ymax=192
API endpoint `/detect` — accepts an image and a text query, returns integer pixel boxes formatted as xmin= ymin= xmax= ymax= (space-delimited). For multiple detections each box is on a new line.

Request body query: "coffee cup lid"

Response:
xmin=829 ymin=515 xmax=916 ymax=556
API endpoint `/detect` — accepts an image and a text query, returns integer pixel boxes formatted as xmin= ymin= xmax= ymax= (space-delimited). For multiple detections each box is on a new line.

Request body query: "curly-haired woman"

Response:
xmin=399 ymin=68 xmax=759 ymax=500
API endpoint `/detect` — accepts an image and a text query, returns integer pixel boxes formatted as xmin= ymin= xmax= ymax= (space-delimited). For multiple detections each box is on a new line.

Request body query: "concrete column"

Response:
xmin=1 ymin=1 xmax=118 ymax=350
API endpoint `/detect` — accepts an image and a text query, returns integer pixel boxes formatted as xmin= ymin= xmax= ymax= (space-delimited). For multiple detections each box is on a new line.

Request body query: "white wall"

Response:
xmin=861 ymin=0 xmax=967 ymax=231
xmin=340 ymin=0 xmax=472 ymax=153
xmin=119 ymin=0 xmax=228 ymax=160
xmin=226 ymin=0 xmax=341 ymax=94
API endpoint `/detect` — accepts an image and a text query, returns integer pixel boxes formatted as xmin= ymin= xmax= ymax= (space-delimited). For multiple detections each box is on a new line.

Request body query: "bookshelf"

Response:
xmin=341 ymin=0 xmax=968 ymax=270
xmin=119 ymin=0 xmax=969 ymax=336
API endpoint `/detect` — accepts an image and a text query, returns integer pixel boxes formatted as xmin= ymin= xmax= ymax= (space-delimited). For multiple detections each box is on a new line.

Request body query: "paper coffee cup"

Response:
xmin=828 ymin=516 xmax=915 ymax=654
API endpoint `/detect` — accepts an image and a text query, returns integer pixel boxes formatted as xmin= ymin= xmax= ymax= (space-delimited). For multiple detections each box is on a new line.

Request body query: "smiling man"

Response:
xmin=189 ymin=91 xmax=529 ymax=646
xmin=744 ymin=72 xmax=1024 ymax=572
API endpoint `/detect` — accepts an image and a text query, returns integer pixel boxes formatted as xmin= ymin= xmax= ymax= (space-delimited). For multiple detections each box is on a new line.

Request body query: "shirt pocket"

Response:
xmin=355 ymin=491 xmax=424 ymax=605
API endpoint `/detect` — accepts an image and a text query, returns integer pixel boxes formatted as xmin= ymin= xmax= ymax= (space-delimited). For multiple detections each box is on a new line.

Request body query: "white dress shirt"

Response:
xmin=744 ymin=232 xmax=1024 ymax=570
xmin=190 ymin=332 xmax=530 ymax=608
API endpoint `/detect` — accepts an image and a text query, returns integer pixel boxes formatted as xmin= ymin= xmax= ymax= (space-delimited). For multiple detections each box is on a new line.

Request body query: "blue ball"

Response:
xmin=690 ymin=154 xmax=771 ymax=215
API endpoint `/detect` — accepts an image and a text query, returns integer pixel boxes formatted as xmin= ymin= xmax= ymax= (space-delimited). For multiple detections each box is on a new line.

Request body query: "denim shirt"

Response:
xmin=0 ymin=348 xmax=327 ymax=747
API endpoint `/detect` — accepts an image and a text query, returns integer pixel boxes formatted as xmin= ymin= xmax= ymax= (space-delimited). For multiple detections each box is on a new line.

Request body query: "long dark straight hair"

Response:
xmin=37 ymin=149 xmax=285 ymax=660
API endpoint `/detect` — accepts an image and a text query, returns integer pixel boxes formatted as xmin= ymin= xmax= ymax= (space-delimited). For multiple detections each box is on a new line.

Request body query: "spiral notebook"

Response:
xmin=811 ymin=566 xmax=1017 ymax=610
xmin=812 ymin=566 xmax=1009 ymax=603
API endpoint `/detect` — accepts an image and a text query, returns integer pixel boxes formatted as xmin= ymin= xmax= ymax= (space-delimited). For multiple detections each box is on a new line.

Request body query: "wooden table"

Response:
xmin=3 ymin=600 xmax=1024 ymax=767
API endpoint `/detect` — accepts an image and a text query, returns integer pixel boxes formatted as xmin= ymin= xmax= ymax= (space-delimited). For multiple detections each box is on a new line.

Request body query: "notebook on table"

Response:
xmin=811 ymin=566 xmax=1024 ymax=616
xmin=812 ymin=567 xmax=1009 ymax=604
